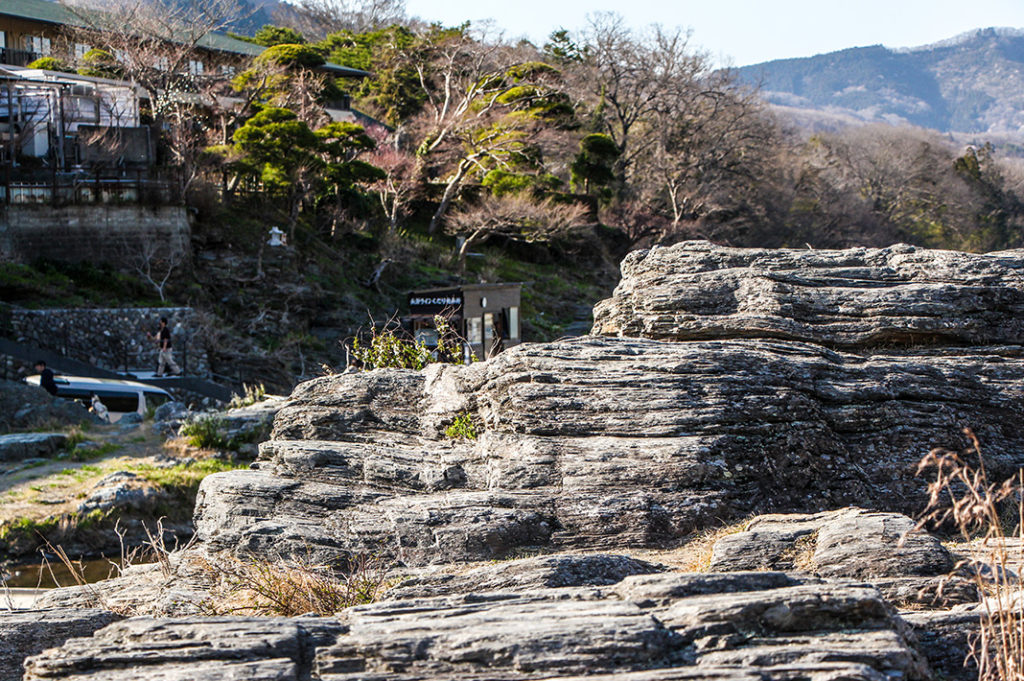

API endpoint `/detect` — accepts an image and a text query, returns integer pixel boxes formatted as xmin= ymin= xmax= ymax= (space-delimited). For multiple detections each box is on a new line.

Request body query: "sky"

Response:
xmin=403 ymin=0 xmax=1024 ymax=67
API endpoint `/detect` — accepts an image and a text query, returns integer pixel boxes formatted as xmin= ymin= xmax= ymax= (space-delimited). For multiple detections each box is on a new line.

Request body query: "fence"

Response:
xmin=0 ymin=168 xmax=178 ymax=206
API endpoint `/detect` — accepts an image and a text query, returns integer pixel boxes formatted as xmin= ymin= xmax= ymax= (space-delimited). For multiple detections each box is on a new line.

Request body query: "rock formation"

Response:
xmin=25 ymin=562 xmax=930 ymax=681
xmin=189 ymin=242 xmax=1024 ymax=564
xmin=592 ymin=241 xmax=1024 ymax=347
xmin=0 ymin=610 xmax=120 ymax=681
xmin=708 ymin=508 xmax=977 ymax=607
xmin=19 ymin=242 xmax=1023 ymax=681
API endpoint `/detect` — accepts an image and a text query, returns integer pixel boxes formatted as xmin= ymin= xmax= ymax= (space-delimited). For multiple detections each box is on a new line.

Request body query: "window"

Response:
xmin=508 ymin=306 xmax=519 ymax=339
xmin=96 ymin=392 xmax=141 ymax=413
xmin=467 ymin=317 xmax=482 ymax=344
xmin=154 ymin=56 xmax=169 ymax=71
xmin=0 ymin=31 xmax=7 ymax=50
xmin=24 ymin=35 xmax=51 ymax=56
xmin=188 ymin=59 xmax=204 ymax=76
xmin=143 ymin=392 xmax=169 ymax=409
xmin=67 ymin=95 xmax=99 ymax=123
xmin=414 ymin=328 xmax=438 ymax=346
xmin=74 ymin=43 xmax=90 ymax=61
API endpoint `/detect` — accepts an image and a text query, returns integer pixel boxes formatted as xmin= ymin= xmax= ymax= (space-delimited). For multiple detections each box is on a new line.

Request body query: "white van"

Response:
xmin=26 ymin=375 xmax=172 ymax=423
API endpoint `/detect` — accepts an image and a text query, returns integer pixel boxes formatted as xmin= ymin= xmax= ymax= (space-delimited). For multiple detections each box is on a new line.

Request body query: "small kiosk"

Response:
xmin=407 ymin=283 xmax=522 ymax=361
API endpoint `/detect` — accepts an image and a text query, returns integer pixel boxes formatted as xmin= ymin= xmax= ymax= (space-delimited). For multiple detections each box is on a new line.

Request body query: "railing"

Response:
xmin=0 ymin=168 xmax=178 ymax=206
xmin=0 ymin=48 xmax=42 ymax=67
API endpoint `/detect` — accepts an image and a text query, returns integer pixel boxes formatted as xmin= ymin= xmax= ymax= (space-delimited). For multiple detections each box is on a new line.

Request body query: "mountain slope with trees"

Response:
xmin=737 ymin=27 xmax=1024 ymax=135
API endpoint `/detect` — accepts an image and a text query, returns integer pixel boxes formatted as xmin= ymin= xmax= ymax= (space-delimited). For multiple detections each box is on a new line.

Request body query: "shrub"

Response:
xmin=27 ymin=57 xmax=73 ymax=73
xmin=352 ymin=319 xmax=431 ymax=370
xmin=255 ymin=43 xmax=325 ymax=69
xmin=179 ymin=414 xmax=228 ymax=449
xmin=445 ymin=412 xmax=477 ymax=440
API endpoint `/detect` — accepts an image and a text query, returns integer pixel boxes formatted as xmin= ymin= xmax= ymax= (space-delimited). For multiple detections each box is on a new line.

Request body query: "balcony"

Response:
xmin=0 ymin=48 xmax=42 ymax=67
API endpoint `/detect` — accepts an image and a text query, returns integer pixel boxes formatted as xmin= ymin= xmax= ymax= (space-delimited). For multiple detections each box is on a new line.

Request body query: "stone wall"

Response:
xmin=8 ymin=307 xmax=209 ymax=376
xmin=0 ymin=204 xmax=190 ymax=265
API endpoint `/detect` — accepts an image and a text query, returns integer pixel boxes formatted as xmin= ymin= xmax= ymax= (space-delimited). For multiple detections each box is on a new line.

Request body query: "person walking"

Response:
xmin=148 ymin=317 xmax=181 ymax=377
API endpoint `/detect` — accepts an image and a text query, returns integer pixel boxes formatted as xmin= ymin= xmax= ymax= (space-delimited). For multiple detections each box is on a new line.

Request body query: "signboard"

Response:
xmin=408 ymin=289 xmax=463 ymax=315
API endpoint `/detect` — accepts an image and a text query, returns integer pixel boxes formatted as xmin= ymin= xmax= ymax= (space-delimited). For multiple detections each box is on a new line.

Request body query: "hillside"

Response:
xmin=737 ymin=27 xmax=1024 ymax=137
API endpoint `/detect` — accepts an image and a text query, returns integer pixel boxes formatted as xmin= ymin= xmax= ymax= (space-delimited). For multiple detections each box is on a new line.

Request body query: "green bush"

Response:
xmin=180 ymin=415 xmax=229 ymax=449
xmin=27 ymin=57 xmax=73 ymax=73
xmin=352 ymin=321 xmax=431 ymax=370
xmin=255 ymin=43 xmax=325 ymax=69
xmin=445 ymin=412 xmax=477 ymax=440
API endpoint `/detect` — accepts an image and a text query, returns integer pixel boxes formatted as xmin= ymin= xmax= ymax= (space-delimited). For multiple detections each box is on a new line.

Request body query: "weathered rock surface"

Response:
xmin=33 ymin=556 xmax=214 ymax=617
xmin=709 ymin=509 xmax=976 ymax=607
xmin=903 ymin=609 xmax=979 ymax=681
xmin=592 ymin=241 xmax=1024 ymax=347
xmin=0 ymin=433 xmax=67 ymax=461
xmin=31 ymin=242 xmax=1013 ymax=680
xmin=76 ymin=471 xmax=168 ymax=515
xmin=0 ymin=609 xmax=121 ymax=681
xmin=711 ymin=509 xmax=950 ymax=576
xmin=24 ymin=569 xmax=929 ymax=681
xmin=386 ymin=553 xmax=665 ymax=599
xmin=192 ymin=333 xmax=1024 ymax=565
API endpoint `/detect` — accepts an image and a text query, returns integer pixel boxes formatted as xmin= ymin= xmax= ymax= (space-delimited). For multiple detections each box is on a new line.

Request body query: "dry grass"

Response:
xmin=197 ymin=551 xmax=392 ymax=617
xmin=914 ymin=427 xmax=1024 ymax=681
xmin=630 ymin=517 xmax=755 ymax=573
xmin=781 ymin=531 xmax=818 ymax=572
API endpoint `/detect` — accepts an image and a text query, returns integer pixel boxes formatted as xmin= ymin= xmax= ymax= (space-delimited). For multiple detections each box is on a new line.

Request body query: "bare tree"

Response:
xmin=121 ymin=232 xmax=187 ymax=302
xmin=364 ymin=128 xmax=416 ymax=232
xmin=635 ymin=77 xmax=777 ymax=235
xmin=287 ymin=0 xmax=407 ymax=38
xmin=570 ymin=14 xmax=710 ymax=193
xmin=447 ymin=194 xmax=590 ymax=271
xmin=61 ymin=0 xmax=240 ymax=113
xmin=60 ymin=0 xmax=250 ymax=194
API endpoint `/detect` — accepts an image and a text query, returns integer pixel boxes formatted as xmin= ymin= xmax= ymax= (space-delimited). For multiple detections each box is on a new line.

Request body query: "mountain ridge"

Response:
xmin=736 ymin=26 xmax=1024 ymax=136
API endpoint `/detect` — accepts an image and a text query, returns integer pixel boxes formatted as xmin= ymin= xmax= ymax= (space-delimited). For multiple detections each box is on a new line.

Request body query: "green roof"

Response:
xmin=0 ymin=0 xmax=76 ymax=25
xmin=1 ymin=0 xmax=369 ymax=78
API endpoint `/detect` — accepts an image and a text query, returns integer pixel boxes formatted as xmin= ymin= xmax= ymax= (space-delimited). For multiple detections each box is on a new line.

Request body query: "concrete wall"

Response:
xmin=0 ymin=204 xmax=190 ymax=264
xmin=8 ymin=306 xmax=209 ymax=376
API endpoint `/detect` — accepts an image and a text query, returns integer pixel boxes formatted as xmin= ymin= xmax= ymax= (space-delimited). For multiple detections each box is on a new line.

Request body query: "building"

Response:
xmin=0 ymin=0 xmax=374 ymax=180
xmin=0 ymin=0 xmax=369 ymax=79
xmin=407 ymin=283 xmax=523 ymax=361
xmin=1 ymin=64 xmax=145 ymax=168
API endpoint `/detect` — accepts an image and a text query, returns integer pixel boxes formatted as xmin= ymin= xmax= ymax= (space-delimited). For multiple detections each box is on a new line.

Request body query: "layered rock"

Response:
xmin=24 ymin=565 xmax=929 ymax=681
xmin=0 ymin=609 xmax=121 ymax=681
xmin=592 ymin=241 xmax=1024 ymax=347
xmin=709 ymin=509 xmax=977 ymax=607
xmin=192 ymin=332 xmax=1024 ymax=564
xmin=0 ymin=432 xmax=67 ymax=462
xmin=25 ymin=241 xmax=1019 ymax=681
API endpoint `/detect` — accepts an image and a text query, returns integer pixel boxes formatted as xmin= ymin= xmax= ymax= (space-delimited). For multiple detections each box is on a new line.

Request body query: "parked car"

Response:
xmin=25 ymin=375 xmax=172 ymax=423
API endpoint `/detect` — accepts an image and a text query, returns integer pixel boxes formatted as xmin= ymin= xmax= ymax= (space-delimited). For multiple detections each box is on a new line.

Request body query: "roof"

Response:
xmin=0 ymin=0 xmax=72 ymax=26
xmin=410 ymin=283 xmax=524 ymax=295
xmin=0 ymin=0 xmax=369 ymax=78
xmin=28 ymin=374 xmax=172 ymax=394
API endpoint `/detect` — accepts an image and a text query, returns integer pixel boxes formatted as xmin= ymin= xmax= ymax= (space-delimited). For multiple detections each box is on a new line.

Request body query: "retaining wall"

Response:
xmin=0 ymin=204 xmax=190 ymax=264
xmin=7 ymin=307 xmax=209 ymax=376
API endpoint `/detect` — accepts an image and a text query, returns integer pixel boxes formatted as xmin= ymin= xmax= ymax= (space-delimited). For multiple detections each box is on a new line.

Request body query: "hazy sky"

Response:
xmin=403 ymin=0 xmax=1024 ymax=66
